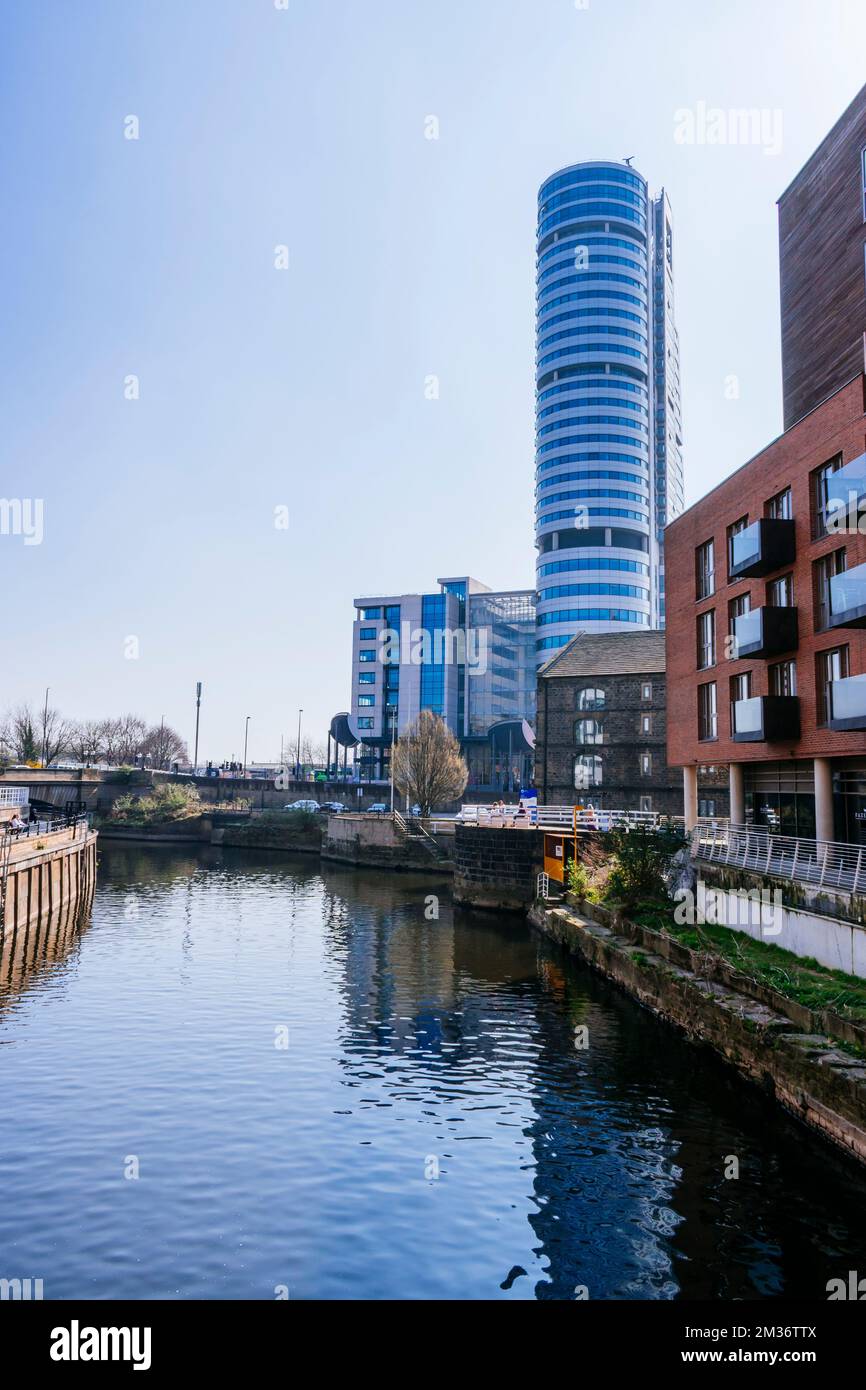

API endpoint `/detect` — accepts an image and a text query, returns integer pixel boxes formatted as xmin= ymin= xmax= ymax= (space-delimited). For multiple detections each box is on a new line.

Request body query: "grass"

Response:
xmin=631 ymin=903 xmax=866 ymax=1028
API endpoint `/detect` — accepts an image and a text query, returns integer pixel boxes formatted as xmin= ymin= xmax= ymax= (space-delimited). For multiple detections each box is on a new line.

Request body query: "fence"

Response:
xmin=458 ymin=804 xmax=682 ymax=832
xmin=692 ymin=819 xmax=866 ymax=895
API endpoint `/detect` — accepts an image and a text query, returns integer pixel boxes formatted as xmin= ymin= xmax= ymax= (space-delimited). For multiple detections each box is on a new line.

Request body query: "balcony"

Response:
xmin=825 ymin=451 xmax=866 ymax=516
xmin=729 ymin=519 xmax=796 ymax=580
xmin=828 ymin=674 xmax=866 ymax=730
xmin=732 ymin=605 xmax=798 ymax=659
xmin=731 ymin=695 xmax=800 ymax=743
xmin=829 ymin=562 xmax=866 ymax=628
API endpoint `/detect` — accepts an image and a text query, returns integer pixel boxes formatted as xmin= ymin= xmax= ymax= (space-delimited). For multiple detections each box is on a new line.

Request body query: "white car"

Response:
xmin=283 ymin=800 xmax=322 ymax=813
xmin=368 ymin=803 xmax=388 ymax=814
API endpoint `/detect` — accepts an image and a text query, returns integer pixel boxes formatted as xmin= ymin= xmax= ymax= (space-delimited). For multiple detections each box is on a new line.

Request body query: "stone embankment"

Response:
xmin=529 ymin=897 xmax=866 ymax=1167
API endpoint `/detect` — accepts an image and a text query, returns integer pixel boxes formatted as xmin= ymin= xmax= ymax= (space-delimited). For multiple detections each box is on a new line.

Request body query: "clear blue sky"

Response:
xmin=3 ymin=0 xmax=865 ymax=761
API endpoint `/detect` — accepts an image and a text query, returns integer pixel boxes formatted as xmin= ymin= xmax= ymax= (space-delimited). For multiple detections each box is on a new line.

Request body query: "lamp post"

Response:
xmin=243 ymin=716 xmax=251 ymax=776
xmin=296 ymin=709 xmax=303 ymax=780
xmin=193 ymin=682 xmax=202 ymax=775
xmin=41 ymin=686 xmax=50 ymax=768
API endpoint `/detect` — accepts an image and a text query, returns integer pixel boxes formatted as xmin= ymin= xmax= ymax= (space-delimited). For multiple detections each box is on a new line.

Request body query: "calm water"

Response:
xmin=1 ymin=843 xmax=865 ymax=1301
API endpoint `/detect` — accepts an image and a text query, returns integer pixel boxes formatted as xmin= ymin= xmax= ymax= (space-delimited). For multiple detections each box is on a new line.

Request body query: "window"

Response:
xmin=575 ymin=718 xmax=604 ymax=745
xmin=769 ymin=659 xmax=796 ymax=697
xmin=358 ymin=672 xmax=375 ymax=685
xmin=696 ymin=610 xmax=715 ymax=670
xmin=698 ymin=682 xmax=717 ymax=741
xmin=641 ymin=713 xmax=652 ymax=734
xmin=358 ymin=650 xmax=377 ymax=662
xmin=728 ymin=592 xmax=751 ymax=646
xmin=730 ymin=671 xmax=751 ymax=728
xmin=766 ymin=487 xmax=792 ymax=521
xmin=639 ymin=795 xmax=653 ymax=813
xmin=816 ymin=645 xmax=849 ymax=725
xmin=358 ymin=695 xmax=375 ymax=707
xmin=640 ymin=751 xmax=652 ymax=776
xmin=574 ymin=754 xmax=603 ymax=789
xmin=813 ymin=548 xmax=846 ymax=631
xmin=358 ymin=627 xmax=377 ymax=640
xmin=696 ymin=539 xmax=715 ymax=599
xmin=384 ymin=605 xmax=401 ymax=627
xmin=767 ymin=573 xmax=794 ymax=607
xmin=727 ymin=517 xmax=749 ymax=576
xmin=357 ymin=717 xmax=374 ymax=730
xmin=576 ymin=687 xmax=606 ymax=710
xmin=641 ymin=682 xmax=652 ymax=701
xmin=361 ymin=608 xmax=381 ymax=620
xmin=698 ymin=798 xmax=717 ymax=818
xmin=812 ymin=455 xmax=843 ymax=539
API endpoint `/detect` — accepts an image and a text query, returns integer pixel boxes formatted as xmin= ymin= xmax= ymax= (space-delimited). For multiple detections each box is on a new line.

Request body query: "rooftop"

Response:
xmin=538 ymin=629 xmax=666 ymax=679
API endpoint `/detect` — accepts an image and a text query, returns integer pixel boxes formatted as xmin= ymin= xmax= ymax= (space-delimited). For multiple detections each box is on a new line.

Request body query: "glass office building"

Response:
xmin=340 ymin=577 xmax=537 ymax=789
xmin=535 ymin=161 xmax=684 ymax=658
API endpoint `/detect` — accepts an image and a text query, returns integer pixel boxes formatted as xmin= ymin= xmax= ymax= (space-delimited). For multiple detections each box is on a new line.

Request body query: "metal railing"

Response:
xmin=692 ymin=820 xmax=866 ymax=894
xmin=3 ymin=813 xmax=89 ymax=844
xmin=458 ymin=804 xmax=682 ymax=832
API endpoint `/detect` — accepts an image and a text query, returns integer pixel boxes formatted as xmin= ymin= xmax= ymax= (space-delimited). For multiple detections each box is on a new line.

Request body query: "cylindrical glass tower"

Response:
xmin=535 ymin=161 xmax=656 ymax=660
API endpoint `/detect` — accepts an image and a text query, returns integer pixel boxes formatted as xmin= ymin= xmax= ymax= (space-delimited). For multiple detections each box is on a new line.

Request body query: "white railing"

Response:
xmin=0 ymin=788 xmax=29 ymax=807
xmin=693 ymin=820 xmax=866 ymax=894
xmin=458 ymin=804 xmax=682 ymax=832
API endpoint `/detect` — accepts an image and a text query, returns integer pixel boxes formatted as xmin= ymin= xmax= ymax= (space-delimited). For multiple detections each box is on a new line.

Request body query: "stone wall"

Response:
xmin=452 ymin=825 xmax=542 ymax=910
xmin=322 ymin=814 xmax=450 ymax=872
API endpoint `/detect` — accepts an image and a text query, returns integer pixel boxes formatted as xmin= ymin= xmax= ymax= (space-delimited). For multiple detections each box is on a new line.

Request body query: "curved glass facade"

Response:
xmin=535 ymin=161 xmax=683 ymax=657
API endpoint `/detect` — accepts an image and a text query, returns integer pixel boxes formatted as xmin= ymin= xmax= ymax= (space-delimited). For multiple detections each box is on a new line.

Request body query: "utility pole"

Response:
xmin=193 ymin=682 xmax=202 ymax=774
xmin=296 ymin=708 xmax=303 ymax=780
xmin=41 ymin=686 xmax=50 ymax=768
xmin=243 ymin=716 xmax=251 ymax=776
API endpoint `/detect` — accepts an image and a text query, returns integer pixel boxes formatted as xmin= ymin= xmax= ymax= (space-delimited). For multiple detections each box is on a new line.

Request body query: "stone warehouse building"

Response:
xmin=535 ymin=630 xmax=727 ymax=815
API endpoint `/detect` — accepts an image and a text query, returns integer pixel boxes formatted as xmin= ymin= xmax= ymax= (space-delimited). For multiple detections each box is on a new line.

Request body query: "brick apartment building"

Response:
xmin=666 ymin=81 xmax=866 ymax=845
xmin=666 ymin=374 xmax=866 ymax=843
xmin=536 ymin=630 xmax=727 ymax=816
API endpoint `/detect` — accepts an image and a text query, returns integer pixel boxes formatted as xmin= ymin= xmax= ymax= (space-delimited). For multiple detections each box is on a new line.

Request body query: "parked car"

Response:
xmin=283 ymin=799 xmax=322 ymax=813
xmin=368 ymin=803 xmax=388 ymax=814
xmin=320 ymin=801 xmax=347 ymax=814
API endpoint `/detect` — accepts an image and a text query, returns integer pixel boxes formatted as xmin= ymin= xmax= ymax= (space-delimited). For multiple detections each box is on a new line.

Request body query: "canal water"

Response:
xmin=1 ymin=843 xmax=865 ymax=1301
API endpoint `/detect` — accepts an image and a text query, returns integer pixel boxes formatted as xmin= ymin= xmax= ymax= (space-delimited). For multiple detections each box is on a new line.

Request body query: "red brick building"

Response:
xmin=666 ymin=375 xmax=866 ymax=843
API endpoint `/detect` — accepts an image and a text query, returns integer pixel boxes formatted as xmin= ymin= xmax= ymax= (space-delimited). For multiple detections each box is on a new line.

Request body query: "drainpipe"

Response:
xmin=542 ymin=679 xmax=549 ymax=804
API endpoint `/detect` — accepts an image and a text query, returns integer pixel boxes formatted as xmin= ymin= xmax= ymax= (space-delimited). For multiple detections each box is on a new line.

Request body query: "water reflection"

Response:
xmin=0 ymin=843 xmax=864 ymax=1300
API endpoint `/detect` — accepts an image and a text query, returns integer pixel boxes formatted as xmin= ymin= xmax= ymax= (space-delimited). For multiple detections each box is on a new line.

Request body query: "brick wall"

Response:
xmin=665 ymin=375 xmax=866 ymax=769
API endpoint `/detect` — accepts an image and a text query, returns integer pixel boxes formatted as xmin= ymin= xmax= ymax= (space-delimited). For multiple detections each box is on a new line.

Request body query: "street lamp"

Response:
xmin=41 ymin=686 xmax=50 ymax=768
xmin=296 ymin=708 xmax=303 ymax=780
xmin=243 ymin=716 xmax=251 ymax=776
xmin=193 ymin=682 xmax=202 ymax=774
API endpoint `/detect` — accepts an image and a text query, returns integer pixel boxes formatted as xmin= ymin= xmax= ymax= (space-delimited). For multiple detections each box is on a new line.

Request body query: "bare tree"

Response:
xmin=392 ymin=711 xmax=468 ymax=816
xmin=38 ymin=703 xmax=69 ymax=766
xmin=101 ymin=715 xmax=148 ymax=766
xmin=66 ymin=720 xmax=106 ymax=766
xmin=301 ymin=736 xmax=327 ymax=768
xmin=141 ymin=722 xmax=188 ymax=770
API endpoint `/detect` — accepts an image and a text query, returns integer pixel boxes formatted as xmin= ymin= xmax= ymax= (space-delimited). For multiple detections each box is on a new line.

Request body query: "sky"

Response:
xmin=3 ymin=0 xmax=866 ymax=762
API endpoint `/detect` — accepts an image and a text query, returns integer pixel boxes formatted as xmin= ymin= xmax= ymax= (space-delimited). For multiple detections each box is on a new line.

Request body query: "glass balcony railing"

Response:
xmin=829 ymin=674 xmax=866 ymax=730
xmin=825 ymin=452 xmax=866 ymax=516
xmin=732 ymin=606 xmax=798 ymax=658
xmin=732 ymin=695 xmax=800 ymax=743
xmin=729 ymin=519 xmax=796 ymax=580
xmin=829 ymin=562 xmax=866 ymax=628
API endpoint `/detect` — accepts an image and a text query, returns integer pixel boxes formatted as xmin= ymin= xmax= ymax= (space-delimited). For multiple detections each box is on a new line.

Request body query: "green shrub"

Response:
xmin=108 ymin=783 xmax=202 ymax=826
xmin=602 ymin=822 xmax=687 ymax=911
xmin=566 ymin=856 xmax=591 ymax=898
